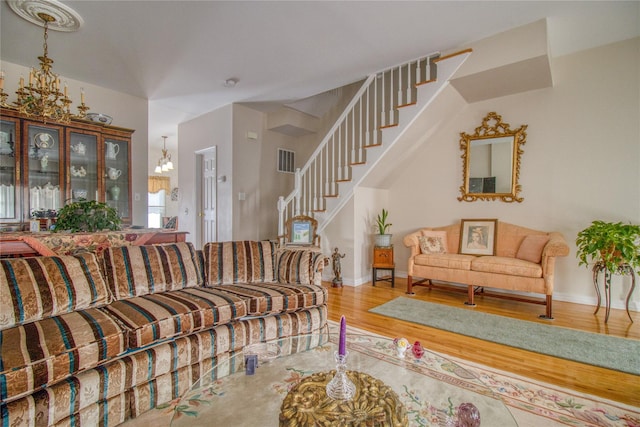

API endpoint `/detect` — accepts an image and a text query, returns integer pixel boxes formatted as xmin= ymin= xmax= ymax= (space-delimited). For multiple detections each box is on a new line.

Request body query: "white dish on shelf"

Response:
xmin=33 ymin=133 xmax=55 ymax=149
xmin=70 ymin=165 xmax=87 ymax=177
xmin=86 ymin=113 xmax=113 ymax=125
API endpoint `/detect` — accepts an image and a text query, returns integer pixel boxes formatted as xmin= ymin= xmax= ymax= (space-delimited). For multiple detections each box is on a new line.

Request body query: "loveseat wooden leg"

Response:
xmin=406 ymin=275 xmax=415 ymax=295
xmin=464 ymin=285 xmax=476 ymax=306
xmin=539 ymin=295 xmax=554 ymax=320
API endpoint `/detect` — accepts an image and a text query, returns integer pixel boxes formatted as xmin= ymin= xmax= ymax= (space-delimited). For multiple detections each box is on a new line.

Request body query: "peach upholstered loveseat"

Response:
xmin=403 ymin=221 xmax=569 ymax=319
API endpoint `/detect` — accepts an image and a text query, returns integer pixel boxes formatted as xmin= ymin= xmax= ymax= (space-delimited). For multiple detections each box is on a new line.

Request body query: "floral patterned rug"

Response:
xmin=124 ymin=328 xmax=639 ymax=427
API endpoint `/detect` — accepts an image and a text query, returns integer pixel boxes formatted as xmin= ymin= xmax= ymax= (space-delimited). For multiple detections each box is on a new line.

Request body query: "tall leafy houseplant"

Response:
xmin=576 ymin=220 xmax=640 ymax=277
xmin=374 ymin=209 xmax=392 ymax=247
xmin=54 ymin=199 xmax=122 ymax=232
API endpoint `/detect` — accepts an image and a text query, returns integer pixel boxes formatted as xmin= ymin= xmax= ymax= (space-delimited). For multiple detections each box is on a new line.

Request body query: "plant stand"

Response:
xmin=372 ymin=246 xmax=394 ymax=287
xmin=592 ymin=262 xmax=635 ymax=323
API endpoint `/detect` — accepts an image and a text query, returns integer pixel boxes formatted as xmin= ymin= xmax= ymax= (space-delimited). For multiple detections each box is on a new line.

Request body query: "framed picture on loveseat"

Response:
xmin=459 ymin=219 xmax=497 ymax=256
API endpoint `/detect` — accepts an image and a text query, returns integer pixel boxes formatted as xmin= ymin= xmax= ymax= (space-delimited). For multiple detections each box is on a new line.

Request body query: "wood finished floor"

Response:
xmin=325 ymin=278 xmax=640 ymax=408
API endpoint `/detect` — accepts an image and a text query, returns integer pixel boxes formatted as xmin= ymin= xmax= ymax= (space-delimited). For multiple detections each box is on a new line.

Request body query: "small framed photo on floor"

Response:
xmin=459 ymin=219 xmax=497 ymax=256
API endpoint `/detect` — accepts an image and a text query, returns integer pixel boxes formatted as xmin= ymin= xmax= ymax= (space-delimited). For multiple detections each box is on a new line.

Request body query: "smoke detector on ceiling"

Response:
xmin=223 ymin=78 xmax=238 ymax=88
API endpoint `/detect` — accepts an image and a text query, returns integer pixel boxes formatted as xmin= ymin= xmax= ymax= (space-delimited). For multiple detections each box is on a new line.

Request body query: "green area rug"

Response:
xmin=369 ymin=297 xmax=640 ymax=375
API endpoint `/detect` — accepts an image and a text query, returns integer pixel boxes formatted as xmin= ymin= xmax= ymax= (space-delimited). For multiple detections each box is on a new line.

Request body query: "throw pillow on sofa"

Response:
xmin=102 ymin=242 xmax=204 ymax=299
xmin=203 ymin=240 xmax=277 ymax=286
xmin=516 ymin=235 xmax=550 ymax=264
xmin=277 ymin=250 xmax=322 ymax=285
xmin=418 ymin=230 xmax=448 ymax=254
xmin=0 ymin=252 xmax=110 ymax=330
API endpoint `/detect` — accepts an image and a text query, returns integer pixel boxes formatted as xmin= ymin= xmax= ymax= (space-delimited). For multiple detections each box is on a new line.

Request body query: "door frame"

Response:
xmin=195 ymin=146 xmax=217 ymax=248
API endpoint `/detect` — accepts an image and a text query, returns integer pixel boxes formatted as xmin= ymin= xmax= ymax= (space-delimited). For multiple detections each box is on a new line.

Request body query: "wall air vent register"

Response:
xmin=277 ymin=148 xmax=295 ymax=173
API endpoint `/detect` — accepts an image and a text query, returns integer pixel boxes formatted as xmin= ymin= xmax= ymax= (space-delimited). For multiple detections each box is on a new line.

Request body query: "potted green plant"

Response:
xmin=374 ymin=208 xmax=392 ymax=247
xmin=576 ymin=220 xmax=640 ymax=277
xmin=54 ymin=199 xmax=122 ymax=232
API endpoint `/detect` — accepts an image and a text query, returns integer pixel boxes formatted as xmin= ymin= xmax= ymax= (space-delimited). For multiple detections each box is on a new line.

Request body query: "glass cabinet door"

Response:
xmin=68 ymin=131 xmax=99 ymax=202
xmin=0 ymin=119 xmax=20 ymax=222
xmin=104 ymin=137 xmax=129 ymax=219
xmin=26 ymin=123 xmax=63 ymax=217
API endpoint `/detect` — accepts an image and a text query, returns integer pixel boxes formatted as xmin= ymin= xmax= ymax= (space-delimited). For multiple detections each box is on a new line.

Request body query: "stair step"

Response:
xmin=363 ymin=142 xmax=382 ymax=148
xmin=397 ymin=102 xmax=417 ymax=108
xmin=379 ymin=123 xmax=399 ymax=130
xmin=416 ymin=78 xmax=436 ymax=87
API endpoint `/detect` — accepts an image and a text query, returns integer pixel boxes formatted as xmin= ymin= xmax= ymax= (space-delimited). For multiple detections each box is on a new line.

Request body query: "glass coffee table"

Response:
xmin=170 ymin=330 xmax=517 ymax=426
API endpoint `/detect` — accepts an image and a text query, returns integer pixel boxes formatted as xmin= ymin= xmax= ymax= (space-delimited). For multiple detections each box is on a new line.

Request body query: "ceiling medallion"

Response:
xmin=8 ymin=0 xmax=84 ymax=32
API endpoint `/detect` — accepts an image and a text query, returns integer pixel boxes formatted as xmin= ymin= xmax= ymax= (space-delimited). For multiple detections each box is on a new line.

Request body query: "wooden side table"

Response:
xmin=372 ymin=246 xmax=395 ymax=287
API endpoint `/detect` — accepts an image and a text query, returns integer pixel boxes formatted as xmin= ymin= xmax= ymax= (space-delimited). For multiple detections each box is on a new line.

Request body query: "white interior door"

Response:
xmin=199 ymin=147 xmax=217 ymax=246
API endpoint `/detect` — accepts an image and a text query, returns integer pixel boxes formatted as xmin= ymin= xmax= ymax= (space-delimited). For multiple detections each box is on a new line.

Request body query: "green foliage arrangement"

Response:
xmin=54 ymin=199 xmax=122 ymax=232
xmin=576 ymin=220 xmax=640 ymax=274
xmin=376 ymin=209 xmax=392 ymax=235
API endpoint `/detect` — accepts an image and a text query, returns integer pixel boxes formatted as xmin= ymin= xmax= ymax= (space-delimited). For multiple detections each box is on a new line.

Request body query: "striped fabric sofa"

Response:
xmin=0 ymin=240 xmax=327 ymax=426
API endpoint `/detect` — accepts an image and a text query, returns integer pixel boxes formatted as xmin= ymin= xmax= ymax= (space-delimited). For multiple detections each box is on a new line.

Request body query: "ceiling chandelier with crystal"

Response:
xmin=0 ymin=8 xmax=88 ymax=124
xmin=155 ymin=136 xmax=175 ymax=174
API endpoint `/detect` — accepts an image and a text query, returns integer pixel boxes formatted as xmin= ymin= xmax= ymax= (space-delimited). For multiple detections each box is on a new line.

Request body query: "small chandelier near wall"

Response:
xmin=154 ymin=136 xmax=174 ymax=174
xmin=0 ymin=12 xmax=89 ymax=124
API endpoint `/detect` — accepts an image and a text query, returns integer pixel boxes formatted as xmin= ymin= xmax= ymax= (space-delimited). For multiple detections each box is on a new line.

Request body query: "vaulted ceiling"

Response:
xmin=1 ymin=1 xmax=638 ymax=151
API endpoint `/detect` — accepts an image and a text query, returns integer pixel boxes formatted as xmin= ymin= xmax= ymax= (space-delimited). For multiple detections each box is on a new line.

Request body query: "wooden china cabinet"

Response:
xmin=0 ymin=107 xmax=134 ymax=229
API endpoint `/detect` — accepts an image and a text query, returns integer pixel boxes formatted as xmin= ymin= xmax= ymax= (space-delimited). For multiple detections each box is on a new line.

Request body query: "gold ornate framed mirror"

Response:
xmin=458 ymin=112 xmax=527 ymax=202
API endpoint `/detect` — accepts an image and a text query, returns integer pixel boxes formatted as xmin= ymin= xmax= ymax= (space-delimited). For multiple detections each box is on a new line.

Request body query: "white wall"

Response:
xmin=385 ymin=37 xmax=639 ymax=310
xmin=322 ymin=198 xmax=356 ymax=283
xmin=1 ymin=61 xmax=149 ymax=226
xmin=259 ymin=128 xmax=297 ymax=241
xmin=232 ymin=104 xmax=264 ymax=240
xmin=322 ymin=187 xmax=391 ymax=284
xmin=178 ymin=103 xmax=316 ymax=244
xmin=178 ymin=105 xmax=233 ymax=244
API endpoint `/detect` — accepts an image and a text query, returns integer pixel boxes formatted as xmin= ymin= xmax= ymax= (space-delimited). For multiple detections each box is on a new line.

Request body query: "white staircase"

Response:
xmin=278 ymin=50 xmax=472 ymax=238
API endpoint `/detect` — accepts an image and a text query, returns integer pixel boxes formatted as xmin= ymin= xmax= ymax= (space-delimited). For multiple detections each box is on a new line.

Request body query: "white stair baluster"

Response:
xmin=373 ymin=76 xmax=378 ymax=137
xmin=337 ymin=126 xmax=343 ymax=181
xmin=381 ymin=72 xmax=386 ymax=127
xmin=398 ymin=64 xmax=403 ymax=106
xmin=358 ymin=97 xmax=364 ymax=159
xmin=332 ymin=134 xmax=336 ymax=189
xmin=343 ymin=123 xmax=349 ymax=179
xmin=350 ymin=109 xmax=356 ymax=164
xmin=311 ymin=160 xmax=316 ymax=211
xmin=388 ymin=69 xmax=392 ymax=123
xmin=365 ymin=86 xmax=370 ymax=146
